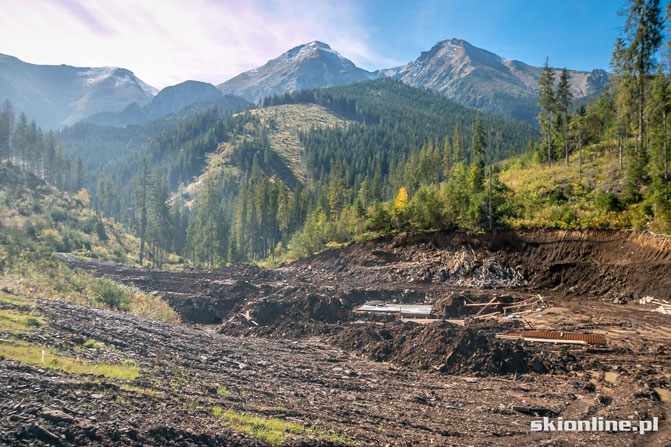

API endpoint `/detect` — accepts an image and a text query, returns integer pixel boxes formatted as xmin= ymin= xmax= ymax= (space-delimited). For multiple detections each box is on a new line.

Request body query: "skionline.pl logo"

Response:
xmin=531 ymin=417 xmax=659 ymax=435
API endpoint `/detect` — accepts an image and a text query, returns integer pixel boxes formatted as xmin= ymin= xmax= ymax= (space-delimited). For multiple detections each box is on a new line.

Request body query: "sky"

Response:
xmin=0 ymin=0 xmax=634 ymax=89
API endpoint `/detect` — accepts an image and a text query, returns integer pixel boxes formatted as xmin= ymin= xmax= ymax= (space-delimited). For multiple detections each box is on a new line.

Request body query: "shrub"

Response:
xmin=547 ymin=187 xmax=568 ymax=205
xmin=40 ymin=228 xmax=64 ymax=251
xmin=91 ymin=279 xmax=130 ymax=311
xmin=49 ymin=207 xmax=68 ymax=223
xmin=596 ymin=191 xmax=624 ymax=213
xmin=95 ymin=220 xmax=108 ymax=242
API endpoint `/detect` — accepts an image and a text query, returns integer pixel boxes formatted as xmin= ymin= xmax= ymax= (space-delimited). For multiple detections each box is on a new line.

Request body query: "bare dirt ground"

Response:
xmin=3 ymin=229 xmax=671 ymax=446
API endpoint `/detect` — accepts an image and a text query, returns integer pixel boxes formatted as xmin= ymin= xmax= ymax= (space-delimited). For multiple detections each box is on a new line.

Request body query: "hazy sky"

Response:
xmin=0 ymin=0 xmax=634 ymax=89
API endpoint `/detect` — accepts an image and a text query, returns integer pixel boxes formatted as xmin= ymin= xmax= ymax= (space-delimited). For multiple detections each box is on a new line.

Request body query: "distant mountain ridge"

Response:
xmin=217 ymin=41 xmax=375 ymax=103
xmin=376 ymin=39 xmax=609 ymax=123
xmin=1 ymin=39 xmax=609 ymax=129
xmin=0 ymin=53 xmax=157 ymax=129
xmin=215 ymin=38 xmax=607 ymax=123
xmin=86 ymin=80 xmax=249 ymax=127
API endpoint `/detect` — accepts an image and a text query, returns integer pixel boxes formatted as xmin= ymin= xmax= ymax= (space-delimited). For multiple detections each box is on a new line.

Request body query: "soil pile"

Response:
xmin=330 ymin=321 xmax=534 ymax=375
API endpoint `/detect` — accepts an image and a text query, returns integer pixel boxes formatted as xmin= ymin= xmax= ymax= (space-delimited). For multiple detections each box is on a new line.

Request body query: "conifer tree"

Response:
xmin=556 ymin=68 xmax=573 ymax=166
xmin=614 ymin=0 xmax=664 ymax=199
xmin=134 ymin=159 xmax=150 ymax=265
xmin=538 ymin=58 xmax=556 ymax=168
xmin=470 ymin=117 xmax=487 ymax=194
xmin=0 ymin=100 xmax=14 ymax=160
xmin=75 ymin=157 xmax=86 ymax=192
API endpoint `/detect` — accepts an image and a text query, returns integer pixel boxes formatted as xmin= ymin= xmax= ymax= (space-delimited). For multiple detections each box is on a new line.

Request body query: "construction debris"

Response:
xmin=639 ymin=296 xmax=671 ymax=315
xmin=497 ymin=331 xmax=606 ymax=346
xmin=354 ymin=301 xmax=433 ymax=316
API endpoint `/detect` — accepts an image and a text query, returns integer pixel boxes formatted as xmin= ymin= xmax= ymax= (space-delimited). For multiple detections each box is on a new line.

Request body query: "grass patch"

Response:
xmin=0 ymin=340 xmax=140 ymax=381
xmin=216 ymin=384 xmax=230 ymax=395
xmin=498 ymin=147 xmax=637 ymax=230
xmin=169 ymin=368 xmax=192 ymax=388
xmin=0 ymin=291 xmax=34 ymax=307
xmin=211 ymin=406 xmax=354 ymax=446
xmin=73 ymin=338 xmax=109 ymax=353
xmin=0 ymin=267 xmax=180 ymax=324
xmin=0 ymin=308 xmax=44 ymax=334
xmin=117 ymin=384 xmax=162 ymax=398
xmin=83 ymin=339 xmax=106 ymax=349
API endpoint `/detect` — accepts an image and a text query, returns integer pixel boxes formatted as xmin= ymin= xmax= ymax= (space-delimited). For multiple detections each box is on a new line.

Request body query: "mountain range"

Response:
xmin=0 ymin=39 xmax=609 ymax=128
xmin=0 ymin=53 xmax=156 ymax=129
xmin=86 ymin=80 xmax=249 ymax=127
xmin=377 ymin=39 xmax=608 ymax=123
xmin=217 ymin=39 xmax=607 ymax=124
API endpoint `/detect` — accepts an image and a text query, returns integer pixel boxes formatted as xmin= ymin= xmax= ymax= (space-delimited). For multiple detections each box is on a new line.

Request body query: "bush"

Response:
xmin=91 ymin=279 xmax=130 ymax=311
xmin=551 ymin=205 xmax=578 ymax=229
xmin=40 ymin=228 xmax=64 ymax=251
xmin=547 ymin=187 xmax=568 ymax=205
xmin=365 ymin=203 xmax=392 ymax=232
xmin=49 ymin=207 xmax=68 ymax=223
xmin=596 ymin=191 xmax=624 ymax=213
xmin=95 ymin=220 xmax=108 ymax=242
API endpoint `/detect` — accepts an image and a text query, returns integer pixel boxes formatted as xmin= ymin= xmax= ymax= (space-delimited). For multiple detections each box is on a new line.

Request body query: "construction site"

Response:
xmin=5 ymin=229 xmax=656 ymax=446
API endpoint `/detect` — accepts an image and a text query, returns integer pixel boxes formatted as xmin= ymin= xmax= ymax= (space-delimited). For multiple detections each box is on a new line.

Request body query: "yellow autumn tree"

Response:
xmin=394 ymin=187 xmax=408 ymax=212
xmin=74 ymin=188 xmax=90 ymax=207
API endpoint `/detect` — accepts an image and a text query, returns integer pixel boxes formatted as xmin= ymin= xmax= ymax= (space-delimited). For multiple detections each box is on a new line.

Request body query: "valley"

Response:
xmin=2 ymin=1 xmax=671 ymax=445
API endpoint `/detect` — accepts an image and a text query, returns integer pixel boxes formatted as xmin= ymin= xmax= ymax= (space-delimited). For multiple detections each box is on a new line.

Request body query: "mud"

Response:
xmin=34 ymin=229 xmax=671 ymax=444
xmin=1 ymin=296 xmax=669 ymax=446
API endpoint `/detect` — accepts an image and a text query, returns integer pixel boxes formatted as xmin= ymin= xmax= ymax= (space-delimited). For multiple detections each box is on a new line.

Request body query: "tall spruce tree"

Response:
xmin=0 ymin=100 xmax=13 ymax=160
xmin=556 ymin=68 xmax=573 ymax=166
xmin=470 ymin=117 xmax=487 ymax=194
xmin=538 ymin=58 xmax=556 ymax=168
xmin=614 ymin=0 xmax=664 ymax=199
xmin=134 ymin=159 xmax=150 ymax=265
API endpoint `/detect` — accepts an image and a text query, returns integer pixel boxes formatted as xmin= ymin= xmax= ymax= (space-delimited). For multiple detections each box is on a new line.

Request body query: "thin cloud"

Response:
xmin=52 ymin=0 xmax=117 ymax=36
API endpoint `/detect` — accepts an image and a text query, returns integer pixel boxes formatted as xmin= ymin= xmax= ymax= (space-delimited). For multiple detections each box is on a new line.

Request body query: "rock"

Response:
xmin=30 ymin=423 xmax=62 ymax=444
xmin=597 ymin=394 xmax=612 ymax=406
xmin=583 ymin=382 xmax=596 ymax=392
xmin=39 ymin=408 xmax=75 ymax=424
xmin=530 ymin=358 xmax=547 ymax=374
xmin=513 ymin=406 xmax=558 ymax=417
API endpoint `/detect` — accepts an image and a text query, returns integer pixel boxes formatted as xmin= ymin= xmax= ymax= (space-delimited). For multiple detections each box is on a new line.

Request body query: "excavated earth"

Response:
xmin=2 ymin=229 xmax=671 ymax=445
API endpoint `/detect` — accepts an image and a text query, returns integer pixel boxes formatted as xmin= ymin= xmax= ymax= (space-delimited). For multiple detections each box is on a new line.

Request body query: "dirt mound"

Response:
xmin=286 ymin=229 xmax=671 ymax=299
xmin=61 ymin=229 xmax=671 ymax=332
xmin=330 ymin=321 xmax=535 ymax=375
xmin=285 ymin=232 xmax=525 ymax=288
xmin=497 ymin=229 xmax=671 ymax=298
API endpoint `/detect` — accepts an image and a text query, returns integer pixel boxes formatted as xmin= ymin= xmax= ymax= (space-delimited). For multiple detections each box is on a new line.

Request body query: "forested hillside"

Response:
xmin=0 ymin=162 xmax=178 ymax=322
xmin=57 ymin=95 xmax=252 ymax=172
xmin=18 ymin=0 xmax=668 ymax=271
xmin=83 ymin=79 xmax=537 ymax=266
xmin=515 ymin=0 xmax=671 ymax=234
xmin=0 ymin=100 xmax=83 ymax=193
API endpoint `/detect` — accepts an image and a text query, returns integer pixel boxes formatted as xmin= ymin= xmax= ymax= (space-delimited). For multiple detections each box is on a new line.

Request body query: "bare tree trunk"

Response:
xmin=579 ymin=131 xmax=583 ymax=179
xmin=547 ymin=114 xmax=552 ymax=168
xmin=488 ymin=145 xmax=493 ymax=231
xmin=618 ymin=133 xmax=623 ymax=170
xmin=665 ymin=109 xmax=668 ymax=201
xmin=564 ymin=112 xmax=569 ymax=166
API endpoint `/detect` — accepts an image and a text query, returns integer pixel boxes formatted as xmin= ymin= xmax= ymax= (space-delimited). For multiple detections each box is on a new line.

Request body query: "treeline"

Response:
xmin=0 ymin=99 xmax=84 ymax=192
xmin=530 ymin=0 xmax=671 ymax=231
